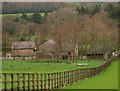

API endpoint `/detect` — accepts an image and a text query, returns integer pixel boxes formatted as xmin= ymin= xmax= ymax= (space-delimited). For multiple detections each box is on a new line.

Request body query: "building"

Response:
xmin=12 ymin=41 xmax=36 ymax=60
xmin=5 ymin=52 xmax=13 ymax=60
xmin=37 ymin=39 xmax=78 ymax=60
xmin=86 ymin=46 xmax=110 ymax=59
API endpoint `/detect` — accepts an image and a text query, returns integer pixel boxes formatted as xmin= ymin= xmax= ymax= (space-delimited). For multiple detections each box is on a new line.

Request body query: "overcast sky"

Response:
xmin=2 ymin=0 xmax=120 ymax=2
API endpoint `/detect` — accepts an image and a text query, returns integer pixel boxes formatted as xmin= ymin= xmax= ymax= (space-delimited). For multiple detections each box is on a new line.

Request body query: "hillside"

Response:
xmin=2 ymin=2 xmax=119 ymax=56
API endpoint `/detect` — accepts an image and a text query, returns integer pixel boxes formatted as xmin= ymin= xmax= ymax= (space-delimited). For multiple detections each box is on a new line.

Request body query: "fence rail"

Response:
xmin=1 ymin=57 xmax=116 ymax=90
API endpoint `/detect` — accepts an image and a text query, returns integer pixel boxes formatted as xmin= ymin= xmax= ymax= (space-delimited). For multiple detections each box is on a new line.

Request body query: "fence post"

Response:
xmin=4 ymin=74 xmax=7 ymax=91
xmin=44 ymin=74 xmax=47 ymax=90
xmin=59 ymin=72 xmax=62 ymax=87
xmin=23 ymin=74 xmax=25 ymax=90
xmin=28 ymin=74 xmax=30 ymax=90
xmin=63 ymin=72 xmax=65 ymax=87
xmin=36 ymin=73 xmax=39 ymax=90
xmin=53 ymin=73 xmax=56 ymax=89
xmin=76 ymin=69 xmax=79 ymax=82
xmin=32 ymin=74 xmax=35 ymax=90
xmin=67 ymin=71 xmax=69 ymax=85
xmin=11 ymin=74 xmax=14 ymax=91
xmin=57 ymin=73 xmax=59 ymax=88
xmin=69 ymin=71 xmax=72 ymax=84
xmin=40 ymin=74 xmax=43 ymax=91
xmin=51 ymin=73 xmax=53 ymax=89
xmin=17 ymin=74 xmax=20 ymax=91
xmin=48 ymin=73 xmax=50 ymax=89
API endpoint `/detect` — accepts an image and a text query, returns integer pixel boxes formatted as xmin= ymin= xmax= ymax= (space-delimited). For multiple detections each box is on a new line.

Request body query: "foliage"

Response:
xmin=2 ymin=16 xmax=17 ymax=35
xmin=2 ymin=47 xmax=11 ymax=53
xmin=31 ymin=13 xmax=44 ymax=24
xmin=2 ymin=3 xmax=118 ymax=54
xmin=91 ymin=4 xmax=101 ymax=16
xmin=13 ymin=17 xmax=19 ymax=22
xmin=76 ymin=6 xmax=89 ymax=15
xmin=105 ymin=4 xmax=120 ymax=19
xmin=2 ymin=2 xmax=63 ymax=14
xmin=21 ymin=13 xmax=28 ymax=20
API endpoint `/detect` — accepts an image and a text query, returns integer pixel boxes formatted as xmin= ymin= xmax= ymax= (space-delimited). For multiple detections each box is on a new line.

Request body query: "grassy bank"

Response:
xmin=65 ymin=60 xmax=118 ymax=89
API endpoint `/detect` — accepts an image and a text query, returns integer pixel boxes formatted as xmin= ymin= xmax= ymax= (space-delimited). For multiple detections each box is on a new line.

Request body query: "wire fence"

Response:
xmin=1 ymin=57 xmax=117 ymax=90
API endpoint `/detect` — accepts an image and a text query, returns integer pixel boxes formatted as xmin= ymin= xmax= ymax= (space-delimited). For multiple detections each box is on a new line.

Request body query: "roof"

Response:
xmin=61 ymin=43 xmax=75 ymax=52
xmin=12 ymin=41 xmax=36 ymax=50
xmin=39 ymin=39 xmax=76 ymax=53
xmin=39 ymin=39 xmax=56 ymax=53
xmin=86 ymin=46 xmax=110 ymax=54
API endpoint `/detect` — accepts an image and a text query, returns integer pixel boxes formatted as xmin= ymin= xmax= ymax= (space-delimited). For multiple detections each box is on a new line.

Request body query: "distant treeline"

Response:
xmin=2 ymin=2 xmax=64 ymax=14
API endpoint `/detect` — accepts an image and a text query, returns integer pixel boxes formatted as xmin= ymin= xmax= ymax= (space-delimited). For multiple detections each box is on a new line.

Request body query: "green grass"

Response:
xmin=1 ymin=59 xmax=105 ymax=73
xmin=64 ymin=60 xmax=118 ymax=89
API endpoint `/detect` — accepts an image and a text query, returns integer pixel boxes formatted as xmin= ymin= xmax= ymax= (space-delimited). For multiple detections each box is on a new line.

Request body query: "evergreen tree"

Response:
xmin=31 ymin=13 xmax=43 ymax=24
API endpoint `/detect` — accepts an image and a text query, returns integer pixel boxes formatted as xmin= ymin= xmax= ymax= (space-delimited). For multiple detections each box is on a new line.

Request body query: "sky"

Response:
xmin=1 ymin=0 xmax=120 ymax=2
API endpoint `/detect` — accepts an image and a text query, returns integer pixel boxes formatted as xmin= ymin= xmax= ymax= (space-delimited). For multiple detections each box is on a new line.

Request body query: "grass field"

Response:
xmin=1 ymin=59 xmax=105 ymax=73
xmin=64 ymin=60 xmax=118 ymax=89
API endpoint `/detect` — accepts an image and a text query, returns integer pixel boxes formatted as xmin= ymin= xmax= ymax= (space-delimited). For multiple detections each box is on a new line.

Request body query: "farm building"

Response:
xmin=12 ymin=41 xmax=36 ymax=60
xmin=0 ymin=52 xmax=2 ymax=60
xmin=5 ymin=52 xmax=12 ymax=60
xmin=86 ymin=46 xmax=111 ymax=59
xmin=37 ymin=39 xmax=78 ymax=60
xmin=112 ymin=50 xmax=120 ymax=57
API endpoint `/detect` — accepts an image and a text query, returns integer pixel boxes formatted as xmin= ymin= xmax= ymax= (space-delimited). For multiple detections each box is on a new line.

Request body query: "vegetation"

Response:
xmin=64 ymin=61 xmax=118 ymax=89
xmin=2 ymin=2 xmax=119 ymax=55
xmin=2 ymin=59 xmax=105 ymax=73
xmin=2 ymin=2 xmax=64 ymax=14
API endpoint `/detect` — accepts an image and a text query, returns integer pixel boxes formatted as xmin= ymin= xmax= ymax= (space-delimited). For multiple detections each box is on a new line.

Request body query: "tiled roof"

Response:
xmin=12 ymin=41 xmax=36 ymax=49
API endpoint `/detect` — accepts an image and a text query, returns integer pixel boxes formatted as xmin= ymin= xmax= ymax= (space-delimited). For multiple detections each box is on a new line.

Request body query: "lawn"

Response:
xmin=1 ymin=59 xmax=105 ymax=73
xmin=64 ymin=60 xmax=118 ymax=89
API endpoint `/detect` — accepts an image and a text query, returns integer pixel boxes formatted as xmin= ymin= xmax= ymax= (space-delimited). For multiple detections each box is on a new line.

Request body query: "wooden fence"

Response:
xmin=1 ymin=58 xmax=114 ymax=90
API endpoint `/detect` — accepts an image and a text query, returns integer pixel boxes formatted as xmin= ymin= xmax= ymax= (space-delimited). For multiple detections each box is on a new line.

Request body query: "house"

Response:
xmin=86 ymin=46 xmax=110 ymax=59
xmin=0 ymin=52 xmax=2 ymax=60
xmin=112 ymin=50 xmax=120 ymax=57
xmin=5 ymin=52 xmax=13 ymax=60
xmin=12 ymin=41 xmax=36 ymax=60
xmin=37 ymin=39 xmax=78 ymax=60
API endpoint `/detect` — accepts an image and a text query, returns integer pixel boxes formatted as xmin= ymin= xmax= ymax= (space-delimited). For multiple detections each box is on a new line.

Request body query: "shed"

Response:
xmin=38 ymin=39 xmax=78 ymax=60
xmin=12 ymin=41 xmax=36 ymax=60
xmin=86 ymin=46 xmax=110 ymax=59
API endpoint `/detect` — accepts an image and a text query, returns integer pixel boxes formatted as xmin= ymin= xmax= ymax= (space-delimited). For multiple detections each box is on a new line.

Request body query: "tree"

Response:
xmin=76 ymin=6 xmax=86 ymax=15
xmin=21 ymin=13 xmax=28 ymax=20
xmin=31 ymin=13 xmax=43 ymax=24
xmin=2 ymin=16 xmax=17 ymax=35
xmin=91 ymin=4 xmax=101 ymax=16
xmin=16 ymin=24 xmax=30 ymax=41
xmin=13 ymin=17 xmax=19 ymax=22
xmin=106 ymin=5 xmax=119 ymax=19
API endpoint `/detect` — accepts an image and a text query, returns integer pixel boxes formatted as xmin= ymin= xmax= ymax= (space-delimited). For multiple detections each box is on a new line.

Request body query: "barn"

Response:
xmin=37 ymin=39 xmax=78 ymax=60
xmin=86 ymin=46 xmax=110 ymax=59
xmin=12 ymin=41 xmax=36 ymax=60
